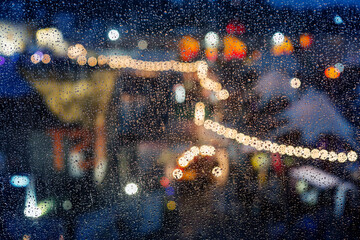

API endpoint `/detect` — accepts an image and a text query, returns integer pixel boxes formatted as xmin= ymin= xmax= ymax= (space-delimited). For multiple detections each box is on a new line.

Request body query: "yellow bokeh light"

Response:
xmin=77 ymin=55 xmax=87 ymax=66
xmin=88 ymin=57 xmax=97 ymax=67
xmin=194 ymin=102 xmax=205 ymax=126
xmin=167 ymin=201 xmax=176 ymax=211
xmin=98 ymin=55 xmax=108 ymax=65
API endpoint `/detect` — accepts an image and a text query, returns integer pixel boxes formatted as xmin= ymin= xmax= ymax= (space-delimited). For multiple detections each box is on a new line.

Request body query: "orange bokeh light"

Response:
xmin=325 ymin=66 xmax=340 ymax=79
xmin=205 ymin=48 xmax=218 ymax=62
xmin=271 ymin=36 xmax=294 ymax=56
xmin=179 ymin=36 xmax=200 ymax=62
xmin=299 ymin=34 xmax=313 ymax=49
xmin=223 ymin=35 xmax=247 ymax=61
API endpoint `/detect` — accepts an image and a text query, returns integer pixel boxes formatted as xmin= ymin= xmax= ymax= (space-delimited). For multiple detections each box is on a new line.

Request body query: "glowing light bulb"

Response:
xmin=125 ymin=183 xmax=138 ymax=195
xmin=236 ymin=133 xmax=245 ymax=144
xmin=347 ymin=151 xmax=358 ymax=162
xmin=328 ymin=151 xmax=337 ymax=162
xmin=212 ymin=166 xmax=222 ymax=177
xmin=42 ymin=54 xmax=51 ymax=64
xmin=178 ymin=157 xmax=189 ymax=168
xmin=194 ymin=102 xmax=205 ymax=126
xmin=204 ymin=120 xmax=213 ymax=130
xmin=173 ymin=169 xmax=183 ymax=180
xmin=263 ymin=141 xmax=272 ymax=151
xmin=138 ymin=40 xmax=148 ymax=50
xmin=272 ymin=32 xmax=285 ymax=45
xmin=290 ymin=78 xmax=301 ymax=89
xmin=279 ymin=145 xmax=287 ymax=155
xmin=311 ymin=149 xmax=320 ymax=159
xmin=319 ymin=150 xmax=329 ymax=160
xmin=77 ymin=55 xmax=87 ymax=65
xmin=190 ymin=146 xmax=200 ymax=156
xmin=88 ymin=57 xmax=97 ymax=67
xmin=285 ymin=145 xmax=294 ymax=156
xmin=108 ymin=29 xmax=120 ymax=41
xmin=337 ymin=152 xmax=347 ymax=163
xmin=242 ymin=135 xmax=250 ymax=146
xmin=302 ymin=148 xmax=311 ymax=159
xmin=270 ymin=143 xmax=279 ymax=153
xmin=205 ymin=32 xmax=220 ymax=48
xmin=294 ymin=147 xmax=303 ymax=157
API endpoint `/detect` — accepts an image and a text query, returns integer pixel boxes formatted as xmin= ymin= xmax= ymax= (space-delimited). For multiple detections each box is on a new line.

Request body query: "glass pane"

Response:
xmin=1 ymin=0 xmax=359 ymax=239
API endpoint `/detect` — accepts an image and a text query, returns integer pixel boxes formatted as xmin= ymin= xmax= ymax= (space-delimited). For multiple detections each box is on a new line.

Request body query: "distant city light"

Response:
xmin=334 ymin=15 xmax=343 ymax=24
xmin=290 ymin=78 xmax=301 ymax=89
xmin=108 ymin=29 xmax=120 ymax=41
xmin=125 ymin=183 xmax=138 ymax=195
xmin=204 ymin=32 xmax=219 ymax=48
xmin=272 ymin=32 xmax=285 ymax=45
xmin=174 ymin=84 xmax=186 ymax=103
xmin=10 ymin=175 xmax=29 ymax=187
xmin=138 ymin=40 xmax=148 ymax=50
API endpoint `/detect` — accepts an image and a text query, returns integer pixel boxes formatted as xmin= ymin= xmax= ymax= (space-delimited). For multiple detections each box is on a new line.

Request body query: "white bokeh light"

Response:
xmin=272 ymin=32 xmax=284 ymax=45
xmin=108 ymin=29 xmax=120 ymax=41
xmin=125 ymin=183 xmax=138 ymax=195
xmin=204 ymin=31 xmax=219 ymax=48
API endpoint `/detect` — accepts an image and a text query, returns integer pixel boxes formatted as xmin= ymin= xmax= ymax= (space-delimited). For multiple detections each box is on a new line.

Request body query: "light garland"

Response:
xmin=173 ymin=145 xmax=217 ymax=180
xmin=65 ymin=45 xmax=228 ymax=100
xmin=202 ymin=119 xmax=358 ymax=163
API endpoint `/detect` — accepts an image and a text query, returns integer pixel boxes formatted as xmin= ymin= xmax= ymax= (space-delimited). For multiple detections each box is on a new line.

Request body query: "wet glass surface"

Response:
xmin=0 ymin=0 xmax=360 ymax=239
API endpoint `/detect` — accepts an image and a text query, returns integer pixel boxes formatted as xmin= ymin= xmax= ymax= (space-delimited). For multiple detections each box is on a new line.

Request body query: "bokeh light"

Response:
xmin=160 ymin=176 xmax=170 ymax=187
xmin=223 ymin=35 xmax=247 ymax=61
xmin=125 ymin=183 xmax=139 ymax=195
xmin=138 ymin=40 xmax=148 ymax=50
xmin=299 ymin=34 xmax=313 ymax=49
xmin=173 ymin=169 xmax=183 ymax=180
xmin=324 ymin=66 xmax=340 ymax=79
xmin=204 ymin=32 xmax=220 ymax=48
xmin=290 ymin=78 xmax=301 ymax=89
xmin=226 ymin=21 xmax=245 ymax=35
xmin=10 ymin=175 xmax=29 ymax=187
xmin=179 ymin=36 xmax=200 ymax=62
xmin=42 ymin=54 xmax=51 ymax=64
xmin=108 ymin=29 xmax=120 ymax=41
xmin=87 ymin=56 xmax=97 ymax=67
xmin=272 ymin=32 xmax=285 ymax=45
xmin=167 ymin=201 xmax=176 ymax=210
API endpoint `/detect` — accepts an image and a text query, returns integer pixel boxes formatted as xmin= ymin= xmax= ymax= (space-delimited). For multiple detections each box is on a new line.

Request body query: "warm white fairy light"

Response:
xmin=212 ymin=166 xmax=222 ymax=177
xmin=337 ymin=152 xmax=347 ymax=163
xmin=194 ymin=102 xmax=205 ymax=126
xmin=311 ymin=149 xmax=320 ymax=159
xmin=173 ymin=169 xmax=183 ymax=180
xmin=348 ymin=151 xmax=358 ymax=162
xmin=319 ymin=150 xmax=329 ymax=160
xmin=200 ymin=119 xmax=358 ymax=163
